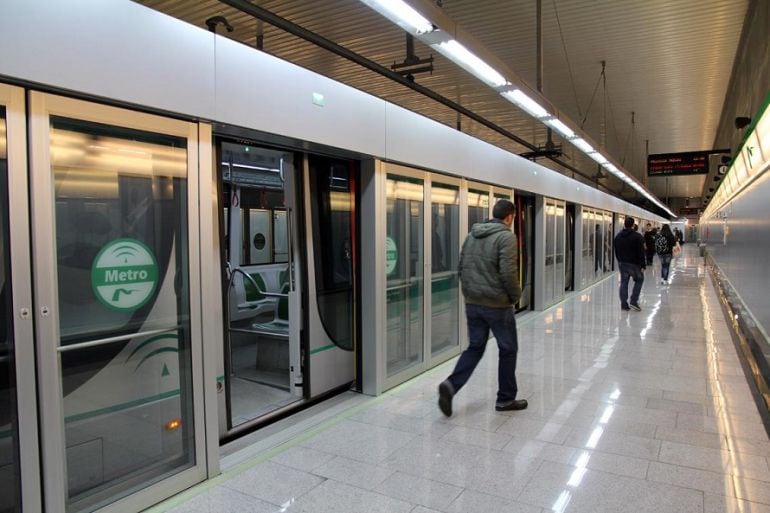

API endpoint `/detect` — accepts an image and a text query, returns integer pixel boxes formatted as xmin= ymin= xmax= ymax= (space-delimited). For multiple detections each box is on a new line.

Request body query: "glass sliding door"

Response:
xmin=385 ymin=174 xmax=424 ymax=377
xmin=515 ymin=194 xmax=535 ymax=311
xmin=543 ymin=198 xmax=566 ymax=307
xmin=430 ymin=182 xmax=459 ymax=358
xmin=554 ymin=202 xmax=566 ymax=295
xmin=30 ymin=93 xmax=204 ymax=513
xmin=0 ymin=105 xmax=20 ymax=513
xmin=544 ymin=200 xmax=556 ymax=305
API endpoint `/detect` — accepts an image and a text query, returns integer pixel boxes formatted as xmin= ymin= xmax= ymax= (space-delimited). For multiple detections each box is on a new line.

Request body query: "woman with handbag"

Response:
xmin=654 ymin=225 xmax=678 ymax=285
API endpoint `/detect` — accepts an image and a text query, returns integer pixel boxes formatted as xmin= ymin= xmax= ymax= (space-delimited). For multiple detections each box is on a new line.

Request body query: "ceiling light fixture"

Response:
xmin=359 ymin=0 xmax=433 ymax=34
xmin=433 ymin=40 xmax=509 ymax=88
xmin=571 ymin=138 xmax=595 ymax=154
xmin=501 ymin=89 xmax=550 ymax=119
xmin=544 ymin=118 xmax=575 ymax=139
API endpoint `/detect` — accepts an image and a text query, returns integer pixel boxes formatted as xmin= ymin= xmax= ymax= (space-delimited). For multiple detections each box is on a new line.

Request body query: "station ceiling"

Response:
xmin=137 ymin=0 xmax=749 ymax=211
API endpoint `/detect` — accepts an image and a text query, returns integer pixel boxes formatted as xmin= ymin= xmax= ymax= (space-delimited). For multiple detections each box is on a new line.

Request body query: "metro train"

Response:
xmin=0 ymin=2 xmax=665 ymax=512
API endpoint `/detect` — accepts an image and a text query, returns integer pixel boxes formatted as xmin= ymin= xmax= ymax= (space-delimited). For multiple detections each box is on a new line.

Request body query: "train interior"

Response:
xmin=220 ymin=141 xmax=301 ymax=429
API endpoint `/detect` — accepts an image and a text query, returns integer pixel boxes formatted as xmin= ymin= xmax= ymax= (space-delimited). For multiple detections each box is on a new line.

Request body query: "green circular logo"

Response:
xmin=385 ymin=236 xmax=398 ymax=276
xmin=91 ymin=238 xmax=159 ymax=312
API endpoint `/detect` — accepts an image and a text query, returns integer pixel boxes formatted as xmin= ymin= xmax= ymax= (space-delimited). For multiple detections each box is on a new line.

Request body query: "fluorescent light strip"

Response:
xmin=545 ymin=118 xmax=575 ymax=139
xmin=501 ymin=89 xmax=550 ymax=119
xmin=571 ymin=137 xmax=595 ymax=154
xmin=360 ymin=0 xmax=433 ymax=34
xmin=588 ymin=152 xmax=609 ymax=165
xmin=434 ymin=40 xmax=509 ymax=88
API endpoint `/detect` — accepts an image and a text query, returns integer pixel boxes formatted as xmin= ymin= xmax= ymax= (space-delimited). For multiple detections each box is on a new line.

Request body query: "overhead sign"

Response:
xmin=91 ymin=238 xmax=159 ymax=312
xmin=647 ymin=151 xmax=712 ymax=176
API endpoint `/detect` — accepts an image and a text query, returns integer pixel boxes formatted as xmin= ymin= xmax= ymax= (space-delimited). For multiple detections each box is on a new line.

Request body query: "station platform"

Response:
xmin=148 ymin=246 xmax=770 ymax=513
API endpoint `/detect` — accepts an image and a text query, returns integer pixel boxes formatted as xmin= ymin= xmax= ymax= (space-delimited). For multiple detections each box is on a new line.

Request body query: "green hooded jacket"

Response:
xmin=459 ymin=220 xmax=521 ymax=308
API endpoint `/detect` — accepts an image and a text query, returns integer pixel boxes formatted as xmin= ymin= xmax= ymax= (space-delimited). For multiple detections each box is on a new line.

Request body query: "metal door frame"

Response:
xmin=28 ymin=91 xmax=207 ymax=513
xmin=1 ymin=82 xmax=42 ymax=512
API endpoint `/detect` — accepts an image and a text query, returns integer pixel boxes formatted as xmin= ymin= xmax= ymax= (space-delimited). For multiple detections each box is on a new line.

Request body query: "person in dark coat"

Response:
xmin=643 ymin=223 xmax=657 ymax=266
xmin=438 ymin=199 xmax=525 ymax=417
xmin=614 ymin=216 xmax=646 ymax=311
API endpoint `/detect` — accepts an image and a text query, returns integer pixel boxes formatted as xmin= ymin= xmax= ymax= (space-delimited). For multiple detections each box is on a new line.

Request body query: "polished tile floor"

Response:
xmin=152 ymin=247 xmax=770 ymax=513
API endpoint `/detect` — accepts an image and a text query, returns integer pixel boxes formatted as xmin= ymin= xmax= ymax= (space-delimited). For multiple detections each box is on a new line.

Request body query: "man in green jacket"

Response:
xmin=438 ymin=199 xmax=527 ymax=416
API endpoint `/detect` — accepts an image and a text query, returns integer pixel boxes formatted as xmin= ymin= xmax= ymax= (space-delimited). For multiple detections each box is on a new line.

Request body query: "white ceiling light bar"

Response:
xmin=433 ymin=40 xmax=509 ymax=88
xmin=501 ymin=89 xmax=550 ymax=119
xmin=544 ymin=118 xmax=575 ymax=139
xmin=359 ymin=0 xmax=674 ymax=218
xmin=571 ymin=138 xmax=595 ymax=154
xmin=359 ymin=0 xmax=433 ymax=34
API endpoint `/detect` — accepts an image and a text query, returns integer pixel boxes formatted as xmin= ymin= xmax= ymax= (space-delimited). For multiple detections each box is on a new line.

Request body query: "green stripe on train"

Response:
xmin=64 ymin=389 xmax=181 ymax=424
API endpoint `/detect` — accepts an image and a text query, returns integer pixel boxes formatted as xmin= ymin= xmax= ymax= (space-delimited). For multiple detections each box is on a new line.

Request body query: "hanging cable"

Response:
xmin=580 ymin=61 xmax=605 ymax=129
xmin=552 ymin=0 xmax=583 ymax=119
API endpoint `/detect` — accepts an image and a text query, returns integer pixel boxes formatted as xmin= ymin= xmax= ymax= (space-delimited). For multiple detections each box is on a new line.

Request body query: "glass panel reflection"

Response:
xmin=0 ymin=107 xmax=21 ymax=513
xmin=467 ymin=188 xmax=488 ymax=233
xmin=430 ymin=183 xmax=459 ymax=356
xmin=50 ymin=117 xmax=194 ymax=512
xmin=386 ymin=175 xmax=424 ymax=377
xmin=544 ymin=201 xmax=555 ymax=304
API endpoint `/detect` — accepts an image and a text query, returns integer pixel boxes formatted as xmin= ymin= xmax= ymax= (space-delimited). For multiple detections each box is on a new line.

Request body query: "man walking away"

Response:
xmin=643 ymin=223 xmax=657 ymax=266
xmin=438 ymin=199 xmax=525 ymax=417
xmin=614 ymin=216 xmax=646 ymax=311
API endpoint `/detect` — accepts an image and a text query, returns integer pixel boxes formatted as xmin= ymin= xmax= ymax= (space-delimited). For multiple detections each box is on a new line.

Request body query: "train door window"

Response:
xmin=33 ymin=106 xmax=199 ymax=512
xmin=306 ymin=154 xmax=359 ymax=398
xmin=565 ymin=204 xmax=575 ymax=291
xmin=219 ymin=141 xmax=301 ymax=430
xmin=430 ymin=181 xmax=460 ymax=358
xmin=467 ymin=187 xmax=489 ymax=232
xmin=593 ymin=210 xmax=604 ymax=279
xmin=554 ymin=201 xmax=566 ymax=297
xmin=0 ymin=106 xmax=21 ymax=513
xmin=385 ymin=174 xmax=424 ymax=377
xmin=603 ymin=212 xmax=613 ymax=273
xmin=515 ymin=194 xmax=535 ymax=311
xmin=582 ymin=209 xmax=592 ymax=287
xmin=544 ymin=199 xmax=555 ymax=305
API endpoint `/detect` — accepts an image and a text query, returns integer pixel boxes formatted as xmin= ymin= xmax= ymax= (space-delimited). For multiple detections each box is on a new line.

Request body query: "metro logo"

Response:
xmin=100 ymin=266 xmax=157 ymax=284
xmin=91 ymin=239 xmax=159 ymax=312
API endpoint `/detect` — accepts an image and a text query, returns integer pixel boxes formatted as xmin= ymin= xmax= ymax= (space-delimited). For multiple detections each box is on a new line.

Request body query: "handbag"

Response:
xmin=672 ymin=241 xmax=682 ymax=257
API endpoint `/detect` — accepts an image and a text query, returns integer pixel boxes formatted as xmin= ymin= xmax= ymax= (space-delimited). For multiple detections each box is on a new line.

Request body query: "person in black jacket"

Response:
xmin=656 ymin=224 xmax=678 ymax=285
xmin=614 ymin=216 xmax=646 ymax=311
xmin=643 ymin=223 xmax=657 ymax=266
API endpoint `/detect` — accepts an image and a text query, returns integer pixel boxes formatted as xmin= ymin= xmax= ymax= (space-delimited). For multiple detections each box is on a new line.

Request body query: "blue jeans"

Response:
xmin=447 ymin=304 xmax=518 ymax=404
xmin=659 ymin=254 xmax=672 ymax=280
xmin=619 ymin=262 xmax=644 ymax=307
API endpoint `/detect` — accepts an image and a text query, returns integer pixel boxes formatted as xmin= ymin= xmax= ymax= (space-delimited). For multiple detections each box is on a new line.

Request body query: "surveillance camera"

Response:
xmin=735 ymin=117 xmax=752 ymax=129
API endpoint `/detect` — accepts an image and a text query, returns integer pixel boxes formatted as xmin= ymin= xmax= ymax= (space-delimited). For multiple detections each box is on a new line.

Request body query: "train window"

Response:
xmin=430 ymin=182 xmax=460 ymax=356
xmin=386 ymin=174 xmax=424 ymax=377
xmin=221 ymin=141 xmax=288 ymax=267
xmin=49 ymin=116 xmax=195 ymax=509
xmin=467 ymin=188 xmax=489 ymax=231
xmin=0 ymin=106 xmax=21 ymax=513
xmin=308 ymin=156 xmax=357 ymax=351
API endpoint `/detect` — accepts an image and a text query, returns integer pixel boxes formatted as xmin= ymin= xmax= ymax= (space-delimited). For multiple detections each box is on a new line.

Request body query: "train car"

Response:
xmin=0 ymin=2 xmax=667 ymax=512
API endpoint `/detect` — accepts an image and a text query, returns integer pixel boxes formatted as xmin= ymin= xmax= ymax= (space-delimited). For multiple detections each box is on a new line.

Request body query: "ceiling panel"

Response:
xmin=137 ymin=0 xmax=749 ymax=210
